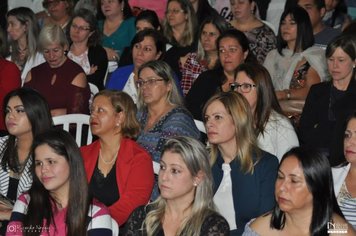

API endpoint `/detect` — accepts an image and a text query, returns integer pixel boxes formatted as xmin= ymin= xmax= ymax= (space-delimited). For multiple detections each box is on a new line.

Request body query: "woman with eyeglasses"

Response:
xmin=106 ymin=29 xmax=166 ymax=103
xmin=68 ymin=8 xmax=108 ymax=90
xmin=41 ymin=0 xmax=73 ymax=32
xmin=6 ymin=7 xmax=45 ymax=85
xmin=232 ymin=63 xmax=298 ymax=161
xmin=180 ymin=15 xmax=230 ymax=96
xmin=263 ymin=6 xmax=329 ymax=127
xmin=203 ymin=91 xmax=279 ymax=235
xmin=186 ymin=28 xmax=257 ymax=121
xmin=136 ymin=60 xmax=200 ymax=200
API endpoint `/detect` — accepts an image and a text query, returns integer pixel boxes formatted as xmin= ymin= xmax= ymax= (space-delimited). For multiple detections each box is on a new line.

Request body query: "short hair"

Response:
xmin=234 ymin=63 xmax=283 ymax=136
xmin=70 ymin=8 xmax=100 ymax=46
xmin=43 ymin=0 xmax=74 ymax=16
xmin=137 ymin=60 xmax=183 ymax=109
xmin=144 ymin=136 xmax=216 ymax=235
xmin=326 ymin=34 xmax=356 ymax=80
xmin=270 ymin=146 xmax=342 ymax=235
xmin=203 ymin=91 xmax=259 ymax=173
xmin=163 ymin=0 xmax=197 ymax=47
xmin=135 ymin=10 xmax=161 ymax=31
xmin=216 ymin=29 xmax=257 ymax=64
xmin=276 ymin=6 xmax=314 ymax=55
xmin=130 ymin=29 xmax=166 ymax=60
xmin=197 ymin=15 xmax=231 ymax=63
xmin=93 ymin=90 xmax=140 ymax=139
xmin=1 ymin=88 xmax=53 ymax=172
xmin=25 ymin=128 xmax=89 ymax=235
xmin=6 ymin=7 xmax=40 ymax=60
xmin=38 ymin=24 xmax=69 ymax=51
xmin=100 ymin=0 xmax=133 ymax=19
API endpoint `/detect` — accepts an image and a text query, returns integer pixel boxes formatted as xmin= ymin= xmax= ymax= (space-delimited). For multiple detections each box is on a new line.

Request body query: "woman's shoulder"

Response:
xmin=245 ymin=214 xmax=275 ymax=236
xmin=80 ymin=140 xmax=100 ymax=156
xmin=201 ymin=211 xmax=230 ymax=234
xmin=121 ymin=138 xmax=151 ymax=158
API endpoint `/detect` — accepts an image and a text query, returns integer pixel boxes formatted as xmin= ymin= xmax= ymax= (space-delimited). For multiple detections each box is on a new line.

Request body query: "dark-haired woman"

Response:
xmin=263 ymin=6 xmax=329 ymax=124
xmin=243 ymin=147 xmax=355 ymax=236
xmin=7 ymin=129 xmax=113 ymax=235
xmin=68 ymin=8 xmax=108 ymax=90
xmin=0 ymin=88 xmax=52 ymax=234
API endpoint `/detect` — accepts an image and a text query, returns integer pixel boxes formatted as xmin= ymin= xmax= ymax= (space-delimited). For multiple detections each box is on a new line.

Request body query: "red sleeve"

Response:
xmin=109 ymin=141 xmax=154 ymax=225
xmin=0 ymin=60 xmax=21 ymax=130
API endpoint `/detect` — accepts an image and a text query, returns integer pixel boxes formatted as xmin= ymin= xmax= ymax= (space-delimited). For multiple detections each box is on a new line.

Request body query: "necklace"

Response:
xmin=99 ymin=148 xmax=119 ymax=165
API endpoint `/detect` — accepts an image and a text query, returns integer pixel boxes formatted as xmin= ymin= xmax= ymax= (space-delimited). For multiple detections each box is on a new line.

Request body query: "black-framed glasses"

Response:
xmin=71 ymin=24 xmax=91 ymax=32
xmin=136 ymin=78 xmax=165 ymax=88
xmin=230 ymin=83 xmax=256 ymax=93
xmin=43 ymin=0 xmax=64 ymax=9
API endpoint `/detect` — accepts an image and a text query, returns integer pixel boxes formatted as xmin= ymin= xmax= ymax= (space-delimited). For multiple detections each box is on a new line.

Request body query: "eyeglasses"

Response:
xmin=230 ymin=83 xmax=256 ymax=93
xmin=43 ymin=0 xmax=64 ymax=9
xmin=71 ymin=24 xmax=91 ymax=32
xmin=136 ymin=78 xmax=165 ymax=88
xmin=165 ymin=9 xmax=185 ymax=15
xmin=219 ymin=46 xmax=241 ymax=54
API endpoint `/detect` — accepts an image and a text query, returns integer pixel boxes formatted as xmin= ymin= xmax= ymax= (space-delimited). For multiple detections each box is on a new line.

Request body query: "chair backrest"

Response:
xmin=88 ymin=83 xmax=99 ymax=107
xmin=194 ymin=119 xmax=206 ymax=134
xmin=52 ymin=114 xmax=92 ymax=146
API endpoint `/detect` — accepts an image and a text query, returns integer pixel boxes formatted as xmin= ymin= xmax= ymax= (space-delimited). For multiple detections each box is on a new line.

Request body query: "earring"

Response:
xmin=193 ymin=182 xmax=198 ymax=187
xmin=121 ymin=8 xmax=124 ymax=12
xmin=353 ymin=65 xmax=355 ymax=69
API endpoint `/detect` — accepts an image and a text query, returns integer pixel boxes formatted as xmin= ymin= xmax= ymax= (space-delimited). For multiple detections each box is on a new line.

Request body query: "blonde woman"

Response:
xmin=124 ymin=136 xmax=230 ymax=235
xmin=203 ymin=92 xmax=279 ymax=235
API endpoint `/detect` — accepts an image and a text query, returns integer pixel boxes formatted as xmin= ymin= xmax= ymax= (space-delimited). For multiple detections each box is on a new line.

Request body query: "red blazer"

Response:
xmin=80 ymin=138 xmax=154 ymax=225
xmin=0 ymin=59 xmax=21 ymax=131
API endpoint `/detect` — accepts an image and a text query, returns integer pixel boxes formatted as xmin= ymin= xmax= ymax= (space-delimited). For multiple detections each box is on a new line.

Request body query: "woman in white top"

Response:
xmin=6 ymin=7 xmax=45 ymax=85
xmin=333 ymin=112 xmax=356 ymax=229
xmin=231 ymin=63 xmax=299 ymax=161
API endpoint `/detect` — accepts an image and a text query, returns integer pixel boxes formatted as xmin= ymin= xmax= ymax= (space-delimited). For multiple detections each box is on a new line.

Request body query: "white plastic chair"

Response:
xmin=88 ymin=83 xmax=99 ymax=107
xmin=194 ymin=119 xmax=206 ymax=134
xmin=52 ymin=114 xmax=92 ymax=146
xmin=111 ymin=218 xmax=119 ymax=236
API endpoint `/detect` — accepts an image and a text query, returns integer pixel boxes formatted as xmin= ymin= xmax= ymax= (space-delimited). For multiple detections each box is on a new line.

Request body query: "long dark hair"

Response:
xmin=23 ymin=129 xmax=89 ymax=236
xmin=1 ymin=88 xmax=52 ymax=172
xmin=276 ymin=6 xmax=314 ymax=55
xmin=270 ymin=147 xmax=343 ymax=236
xmin=235 ymin=63 xmax=283 ymax=136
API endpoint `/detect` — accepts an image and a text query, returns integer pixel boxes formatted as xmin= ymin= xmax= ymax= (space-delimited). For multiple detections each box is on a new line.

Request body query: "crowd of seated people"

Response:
xmin=0 ymin=0 xmax=355 ymax=235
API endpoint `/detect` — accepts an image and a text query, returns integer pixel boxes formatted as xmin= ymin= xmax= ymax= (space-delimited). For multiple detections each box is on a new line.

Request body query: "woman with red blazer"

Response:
xmin=80 ymin=90 xmax=154 ymax=226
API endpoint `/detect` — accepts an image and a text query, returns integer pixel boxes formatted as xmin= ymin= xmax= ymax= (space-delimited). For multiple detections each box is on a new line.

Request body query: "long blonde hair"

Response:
xmin=143 ymin=137 xmax=217 ymax=235
xmin=203 ymin=92 xmax=260 ymax=173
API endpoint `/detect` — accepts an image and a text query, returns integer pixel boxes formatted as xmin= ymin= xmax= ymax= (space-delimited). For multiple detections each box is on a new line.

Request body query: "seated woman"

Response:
xmin=124 ymin=136 xmax=230 ymax=235
xmin=163 ymin=0 xmax=198 ymax=80
xmin=229 ymin=0 xmax=277 ymax=64
xmin=7 ymin=129 xmax=113 ymax=235
xmin=0 ymin=27 xmax=21 ymax=135
xmin=41 ymin=0 xmax=73 ymax=32
xmin=24 ymin=24 xmax=90 ymax=117
xmin=105 ymin=29 xmax=166 ymax=103
xmin=243 ymin=147 xmax=355 ymax=236
xmin=81 ymin=90 xmax=154 ymax=226
xmin=264 ymin=6 xmax=329 ymax=125
xmin=136 ymin=60 xmax=200 ymax=200
xmin=186 ymin=28 xmax=257 ymax=120
xmin=232 ymin=63 xmax=299 ymax=161
xmin=0 ymin=88 xmax=52 ymax=234
xmin=333 ymin=112 xmax=356 ymax=229
xmin=180 ymin=15 xmax=230 ymax=96
xmin=299 ymin=34 xmax=356 ymax=165
xmin=118 ymin=9 xmax=163 ymax=67
xmin=99 ymin=0 xmax=135 ymax=72
xmin=68 ymin=8 xmax=108 ymax=90
xmin=6 ymin=7 xmax=45 ymax=84
xmin=203 ymin=92 xmax=279 ymax=235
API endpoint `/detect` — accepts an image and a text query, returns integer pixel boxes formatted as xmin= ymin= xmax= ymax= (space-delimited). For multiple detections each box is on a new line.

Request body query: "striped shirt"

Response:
xmin=338 ymin=182 xmax=356 ymax=229
xmin=6 ymin=193 xmax=113 ymax=235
